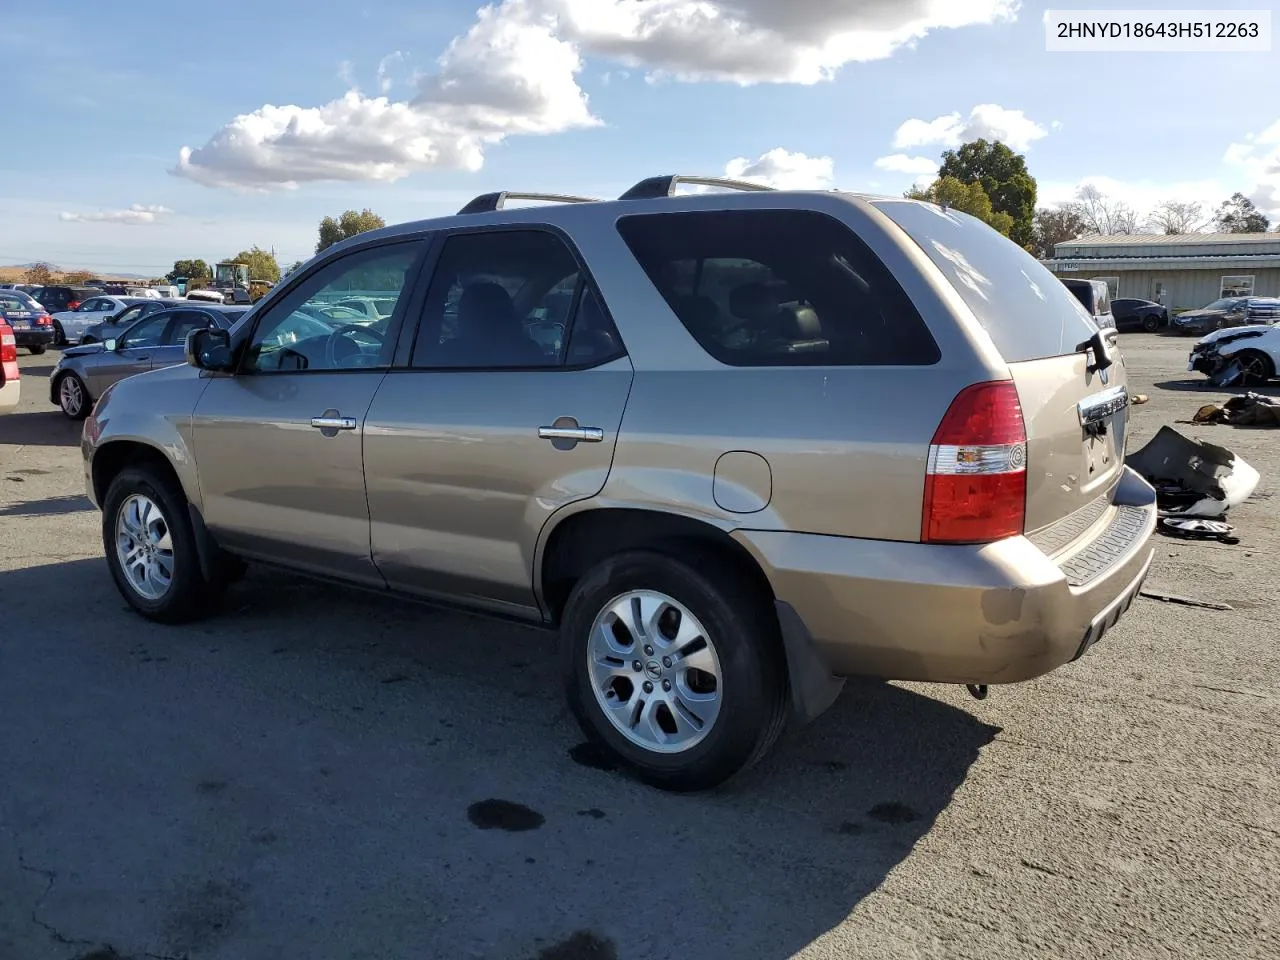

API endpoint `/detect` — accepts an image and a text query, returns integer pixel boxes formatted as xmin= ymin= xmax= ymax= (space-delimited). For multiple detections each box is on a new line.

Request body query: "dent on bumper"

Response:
xmin=734 ymin=467 xmax=1157 ymax=686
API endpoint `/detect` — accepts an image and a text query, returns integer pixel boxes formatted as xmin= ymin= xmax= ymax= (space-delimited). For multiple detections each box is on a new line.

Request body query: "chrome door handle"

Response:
xmin=538 ymin=425 xmax=604 ymax=443
xmin=311 ymin=415 xmax=357 ymax=430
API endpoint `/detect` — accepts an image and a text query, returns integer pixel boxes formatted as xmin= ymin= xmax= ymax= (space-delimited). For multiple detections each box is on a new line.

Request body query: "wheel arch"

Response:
xmin=91 ymin=439 xmax=188 ymax=508
xmin=536 ymin=506 xmax=773 ymax=625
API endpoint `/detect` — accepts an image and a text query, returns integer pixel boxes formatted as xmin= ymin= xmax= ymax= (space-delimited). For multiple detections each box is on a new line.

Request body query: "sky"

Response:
xmin=1 ymin=0 xmax=1278 ymax=275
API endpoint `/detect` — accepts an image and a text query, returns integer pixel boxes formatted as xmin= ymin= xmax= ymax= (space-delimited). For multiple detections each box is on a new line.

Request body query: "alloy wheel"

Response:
xmin=114 ymin=494 xmax=175 ymax=601
xmin=587 ymin=590 xmax=723 ymax=754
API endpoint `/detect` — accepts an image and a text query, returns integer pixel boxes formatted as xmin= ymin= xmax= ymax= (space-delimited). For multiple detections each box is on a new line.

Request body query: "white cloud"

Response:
xmin=892 ymin=104 xmax=1047 ymax=152
xmin=1223 ymin=121 xmax=1280 ymax=217
xmin=874 ymin=153 xmax=938 ymax=175
xmin=175 ymin=0 xmax=1019 ymax=190
xmin=175 ymin=3 xmax=597 ymax=190
xmin=724 ymin=148 xmax=835 ymax=189
xmin=58 ymin=203 xmax=173 ymax=224
xmin=376 ymin=51 xmax=405 ymax=93
xmin=551 ymin=0 xmax=1019 ymax=84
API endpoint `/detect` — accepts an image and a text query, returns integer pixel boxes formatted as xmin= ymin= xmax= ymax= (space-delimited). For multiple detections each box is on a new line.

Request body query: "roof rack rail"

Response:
xmin=456 ymin=191 xmax=600 ymax=215
xmin=617 ymin=175 xmax=775 ymax=201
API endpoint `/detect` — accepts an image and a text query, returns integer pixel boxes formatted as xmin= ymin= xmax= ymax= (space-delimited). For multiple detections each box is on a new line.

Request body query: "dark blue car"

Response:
xmin=0 ymin=289 xmax=55 ymax=354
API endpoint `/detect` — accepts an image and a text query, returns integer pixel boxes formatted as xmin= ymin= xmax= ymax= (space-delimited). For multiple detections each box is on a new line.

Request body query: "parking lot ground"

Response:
xmin=1 ymin=335 xmax=1278 ymax=960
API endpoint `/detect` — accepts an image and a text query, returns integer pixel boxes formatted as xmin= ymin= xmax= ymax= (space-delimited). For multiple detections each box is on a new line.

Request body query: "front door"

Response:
xmin=190 ymin=240 xmax=427 ymax=584
xmin=85 ymin=310 xmax=169 ymax=396
xmin=364 ymin=228 xmax=633 ymax=616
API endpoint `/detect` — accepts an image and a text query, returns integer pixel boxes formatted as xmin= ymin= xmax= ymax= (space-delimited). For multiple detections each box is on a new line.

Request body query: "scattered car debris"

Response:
xmin=1209 ymin=359 xmax=1245 ymax=388
xmin=1159 ymin=517 xmax=1240 ymax=545
xmin=1189 ymin=392 xmax=1280 ymax=428
xmin=1126 ymin=426 xmax=1260 ymax=519
xmin=1132 ymin=393 xmax=1150 ymax=405
xmin=1139 ymin=589 xmax=1234 ymax=612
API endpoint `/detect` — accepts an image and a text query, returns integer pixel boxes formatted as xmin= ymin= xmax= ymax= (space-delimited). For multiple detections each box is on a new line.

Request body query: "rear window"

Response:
xmin=616 ymin=209 xmax=939 ymax=366
xmin=873 ymin=199 xmax=1099 ymax=362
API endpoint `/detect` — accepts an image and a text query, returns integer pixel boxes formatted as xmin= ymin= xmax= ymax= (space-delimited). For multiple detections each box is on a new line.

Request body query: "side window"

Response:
xmin=242 ymin=242 xmax=422 ymax=374
xmin=119 ymin=313 xmax=171 ymax=349
xmin=411 ymin=230 xmax=596 ymax=370
xmin=165 ymin=310 xmax=214 ymax=346
xmin=113 ymin=305 xmax=145 ymax=327
xmin=616 ymin=209 xmax=940 ymax=367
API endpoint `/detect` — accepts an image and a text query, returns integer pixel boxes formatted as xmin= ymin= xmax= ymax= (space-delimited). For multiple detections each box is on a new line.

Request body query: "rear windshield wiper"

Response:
xmin=1075 ymin=329 xmax=1115 ymax=374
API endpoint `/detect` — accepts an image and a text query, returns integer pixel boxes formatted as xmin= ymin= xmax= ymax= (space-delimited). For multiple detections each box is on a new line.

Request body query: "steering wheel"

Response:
xmin=324 ymin=324 xmax=385 ymax=368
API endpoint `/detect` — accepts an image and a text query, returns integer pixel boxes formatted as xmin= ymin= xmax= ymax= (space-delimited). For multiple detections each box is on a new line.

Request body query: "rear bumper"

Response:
xmin=733 ymin=467 xmax=1157 ymax=685
xmin=12 ymin=327 xmax=54 ymax=348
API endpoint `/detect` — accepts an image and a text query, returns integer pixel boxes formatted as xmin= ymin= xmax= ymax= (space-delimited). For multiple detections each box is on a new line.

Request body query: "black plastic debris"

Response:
xmin=1125 ymin=426 xmax=1259 ymax=519
xmin=1193 ymin=392 xmax=1280 ymax=428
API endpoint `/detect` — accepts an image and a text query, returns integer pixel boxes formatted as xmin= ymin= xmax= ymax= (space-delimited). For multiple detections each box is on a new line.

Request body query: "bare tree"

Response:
xmin=1065 ymin=185 xmax=1142 ymax=235
xmin=1146 ymin=200 xmax=1207 ymax=234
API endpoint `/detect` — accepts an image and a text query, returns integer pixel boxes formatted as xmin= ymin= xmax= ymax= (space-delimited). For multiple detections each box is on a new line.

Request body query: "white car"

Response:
xmin=1187 ymin=324 xmax=1280 ymax=386
xmin=50 ymin=295 xmax=137 ymax=346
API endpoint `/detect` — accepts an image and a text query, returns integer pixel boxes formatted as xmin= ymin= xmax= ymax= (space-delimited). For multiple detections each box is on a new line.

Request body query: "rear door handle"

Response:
xmin=311 ymin=415 xmax=358 ymax=430
xmin=538 ymin=425 xmax=604 ymax=443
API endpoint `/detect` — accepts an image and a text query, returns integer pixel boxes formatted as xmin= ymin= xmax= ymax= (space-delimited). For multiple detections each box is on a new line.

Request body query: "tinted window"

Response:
xmin=874 ymin=199 xmax=1099 ymax=362
xmin=411 ymin=229 xmax=620 ymax=369
xmin=166 ymin=310 xmax=214 ymax=346
xmin=617 ymin=209 xmax=938 ymax=367
xmin=120 ymin=313 xmax=170 ymax=348
xmin=112 ymin=305 xmax=146 ymax=327
xmin=243 ymin=242 xmax=421 ymax=373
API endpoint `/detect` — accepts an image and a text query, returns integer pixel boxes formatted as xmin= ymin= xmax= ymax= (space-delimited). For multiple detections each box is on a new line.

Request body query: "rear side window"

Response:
xmin=873 ymin=199 xmax=1099 ymax=362
xmin=616 ymin=209 xmax=939 ymax=366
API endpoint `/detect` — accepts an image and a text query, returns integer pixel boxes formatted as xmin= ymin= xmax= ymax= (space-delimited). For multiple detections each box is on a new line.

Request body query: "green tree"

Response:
xmin=938 ymin=139 xmax=1037 ymax=248
xmin=1214 ymin=192 xmax=1270 ymax=233
xmin=225 ymin=246 xmax=281 ymax=283
xmin=167 ymin=259 xmax=211 ymax=283
xmin=1031 ymin=206 xmax=1086 ymax=259
xmin=23 ymin=263 xmax=53 ymax=285
xmin=907 ymin=176 xmax=1015 ymax=237
xmin=316 ymin=208 xmax=386 ymax=253
xmin=285 ymin=260 xmax=304 ymax=276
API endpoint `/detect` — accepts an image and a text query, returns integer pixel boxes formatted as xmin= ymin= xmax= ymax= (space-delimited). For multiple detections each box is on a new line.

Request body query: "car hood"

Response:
xmin=1195 ymin=323 xmax=1275 ymax=347
xmin=1177 ymin=308 xmax=1229 ymax=322
xmin=60 ymin=343 xmax=107 ymax=358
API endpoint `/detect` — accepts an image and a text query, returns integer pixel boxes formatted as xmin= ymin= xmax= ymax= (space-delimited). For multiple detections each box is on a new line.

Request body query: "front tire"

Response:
xmin=28 ymin=344 xmax=46 ymax=355
xmin=1235 ymin=350 xmax=1275 ymax=387
xmin=52 ymin=321 xmax=66 ymax=347
xmin=56 ymin=373 xmax=90 ymax=420
xmin=561 ymin=550 xmax=787 ymax=792
xmin=1142 ymin=315 xmax=1160 ymax=332
xmin=102 ymin=466 xmax=223 ymax=623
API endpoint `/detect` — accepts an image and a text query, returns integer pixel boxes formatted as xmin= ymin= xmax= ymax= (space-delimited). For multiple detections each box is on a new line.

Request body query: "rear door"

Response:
xmin=363 ymin=227 xmax=633 ymax=615
xmin=873 ymin=201 xmax=1128 ymax=537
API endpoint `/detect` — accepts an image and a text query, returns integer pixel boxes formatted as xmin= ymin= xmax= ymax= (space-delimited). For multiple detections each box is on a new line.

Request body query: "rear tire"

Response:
xmin=102 ymin=466 xmax=224 ymax=624
xmin=1142 ymin=315 xmax=1160 ymax=333
xmin=28 ymin=344 xmax=46 ymax=355
xmin=560 ymin=549 xmax=787 ymax=792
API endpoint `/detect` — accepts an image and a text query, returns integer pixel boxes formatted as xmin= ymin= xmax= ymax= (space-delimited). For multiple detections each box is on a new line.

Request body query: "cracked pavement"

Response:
xmin=1 ymin=336 xmax=1277 ymax=959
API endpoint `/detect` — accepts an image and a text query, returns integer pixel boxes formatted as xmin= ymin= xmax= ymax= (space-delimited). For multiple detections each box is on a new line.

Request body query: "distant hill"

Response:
xmin=0 ymin=264 xmax=156 ymax=282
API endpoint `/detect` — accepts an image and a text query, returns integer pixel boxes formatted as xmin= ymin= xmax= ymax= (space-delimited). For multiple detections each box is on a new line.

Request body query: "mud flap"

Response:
xmin=774 ymin=601 xmax=846 ymax=725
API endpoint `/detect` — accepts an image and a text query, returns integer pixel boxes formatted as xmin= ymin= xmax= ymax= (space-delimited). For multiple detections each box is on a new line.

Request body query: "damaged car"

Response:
xmin=1187 ymin=324 xmax=1280 ymax=386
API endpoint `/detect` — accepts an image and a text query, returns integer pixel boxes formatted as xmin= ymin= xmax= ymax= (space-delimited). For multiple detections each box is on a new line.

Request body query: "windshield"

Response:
xmin=871 ymin=198 xmax=1098 ymax=362
xmin=1205 ymin=298 xmax=1240 ymax=311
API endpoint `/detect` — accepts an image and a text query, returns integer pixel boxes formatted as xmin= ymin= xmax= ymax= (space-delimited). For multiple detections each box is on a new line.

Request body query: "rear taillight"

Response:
xmin=1 ymin=324 xmax=18 ymax=382
xmin=922 ymin=380 xmax=1027 ymax=544
xmin=67 ymin=300 xmax=80 ymax=311
xmin=36 ymin=314 xmax=52 ymax=326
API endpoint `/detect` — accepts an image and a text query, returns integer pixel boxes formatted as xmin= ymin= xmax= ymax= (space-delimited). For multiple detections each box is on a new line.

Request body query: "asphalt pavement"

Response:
xmin=1 ymin=335 xmax=1276 ymax=960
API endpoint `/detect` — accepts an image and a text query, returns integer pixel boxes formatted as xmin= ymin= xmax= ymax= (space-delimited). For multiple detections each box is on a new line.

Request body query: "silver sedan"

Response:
xmin=49 ymin=304 xmax=248 ymax=419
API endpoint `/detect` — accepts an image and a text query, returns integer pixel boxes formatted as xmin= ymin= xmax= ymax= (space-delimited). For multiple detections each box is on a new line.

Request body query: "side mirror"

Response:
xmin=186 ymin=327 xmax=234 ymax=371
xmin=104 ymin=338 xmax=119 ymax=352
